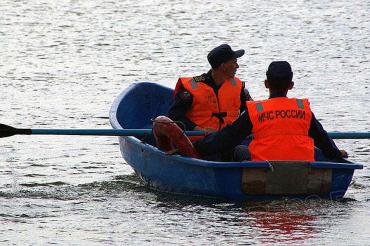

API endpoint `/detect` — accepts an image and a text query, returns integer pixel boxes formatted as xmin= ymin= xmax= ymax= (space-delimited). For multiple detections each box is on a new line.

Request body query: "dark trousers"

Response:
xmin=233 ymin=145 xmax=251 ymax=161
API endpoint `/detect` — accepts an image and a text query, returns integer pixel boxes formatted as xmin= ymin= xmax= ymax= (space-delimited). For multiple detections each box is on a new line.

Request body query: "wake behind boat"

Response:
xmin=109 ymin=82 xmax=363 ymax=201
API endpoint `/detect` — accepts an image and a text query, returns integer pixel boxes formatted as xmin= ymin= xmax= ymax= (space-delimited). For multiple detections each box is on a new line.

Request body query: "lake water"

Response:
xmin=0 ymin=0 xmax=369 ymax=245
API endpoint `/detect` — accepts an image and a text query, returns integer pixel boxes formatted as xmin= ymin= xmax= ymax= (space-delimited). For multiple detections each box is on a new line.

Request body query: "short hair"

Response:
xmin=266 ymin=61 xmax=293 ymax=89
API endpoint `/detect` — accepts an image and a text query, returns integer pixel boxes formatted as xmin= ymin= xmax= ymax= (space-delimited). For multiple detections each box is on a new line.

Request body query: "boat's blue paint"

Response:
xmin=329 ymin=169 xmax=356 ymax=199
xmin=309 ymin=162 xmax=363 ymax=169
xmin=110 ymin=82 xmax=363 ymax=201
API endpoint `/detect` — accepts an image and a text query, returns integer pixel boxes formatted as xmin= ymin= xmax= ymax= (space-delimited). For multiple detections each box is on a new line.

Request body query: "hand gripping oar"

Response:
xmin=0 ymin=123 xmax=204 ymax=138
xmin=1 ymin=123 xmax=370 ymax=139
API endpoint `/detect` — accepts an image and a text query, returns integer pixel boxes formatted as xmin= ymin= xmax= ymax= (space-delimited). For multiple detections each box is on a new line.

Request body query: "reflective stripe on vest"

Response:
xmin=189 ymin=79 xmax=197 ymax=89
xmin=180 ymin=77 xmax=243 ymax=139
xmin=246 ymin=98 xmax=314 ymax=161
xmin=230 ymin=78 xmax=236 ymax=86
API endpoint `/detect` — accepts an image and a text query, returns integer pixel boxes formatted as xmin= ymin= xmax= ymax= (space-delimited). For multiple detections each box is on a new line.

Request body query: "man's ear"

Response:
xmin=288 ymin=81 xmax=294 ymax=90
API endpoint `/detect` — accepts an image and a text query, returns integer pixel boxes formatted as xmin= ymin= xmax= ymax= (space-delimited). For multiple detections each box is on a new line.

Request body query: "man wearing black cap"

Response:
xmin=168 ymin=44 xmax=252 ymax=141
xmin=194 ymin=61 xmax=348 ymax=161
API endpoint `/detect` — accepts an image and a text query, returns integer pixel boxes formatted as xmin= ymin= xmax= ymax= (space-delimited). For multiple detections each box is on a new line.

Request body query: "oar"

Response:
xmin=0 ymin=123 xmax=204 ymax=138
xmin=328 ymin=132 xmax=370 ymax=139
xmin=1 ymin=123 xmax=369 ymax=139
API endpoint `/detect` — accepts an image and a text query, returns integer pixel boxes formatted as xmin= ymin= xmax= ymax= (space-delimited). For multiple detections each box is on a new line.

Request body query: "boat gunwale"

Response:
xmin=109 ymin=82 xmax=363 ymax=171
xmin=118 ymin=134 xmax=364 ymax=170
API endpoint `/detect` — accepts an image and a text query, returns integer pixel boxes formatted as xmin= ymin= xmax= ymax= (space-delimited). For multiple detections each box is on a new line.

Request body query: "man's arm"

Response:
xmin=239 ymin=82 xmax=253 ymax=113
xmin=168 ymin=83 xmax=197 ymax=130
xmin=309 ymin=112 xmax=344 ymax=159
xmin=194 ymin=111 xmax=252 ymax=157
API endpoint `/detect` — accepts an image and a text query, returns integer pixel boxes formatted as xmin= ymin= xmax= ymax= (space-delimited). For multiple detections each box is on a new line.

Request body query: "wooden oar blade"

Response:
xmin=0 ymin=124 xmax=17 ymax=138
xmin=0 ymin=124 xmax=31 ymax=138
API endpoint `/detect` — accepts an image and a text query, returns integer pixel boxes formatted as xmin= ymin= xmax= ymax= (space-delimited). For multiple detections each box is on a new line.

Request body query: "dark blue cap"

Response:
xmin=266 ymin=61 xmax=293 ymax=80
xmin=207 ymin=44 xmax=245 ymax=69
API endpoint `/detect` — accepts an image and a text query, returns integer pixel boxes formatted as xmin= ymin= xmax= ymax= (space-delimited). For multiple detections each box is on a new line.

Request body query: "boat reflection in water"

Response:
xmin=241 ymin=199 xmax=348 ymax=244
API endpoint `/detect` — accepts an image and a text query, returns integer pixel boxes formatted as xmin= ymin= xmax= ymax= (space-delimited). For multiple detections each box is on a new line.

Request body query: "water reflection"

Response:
xmin=247 ymin=208 xmax=316 ymax=244
xmin=240 ymin=199 xmax=357 ymax=244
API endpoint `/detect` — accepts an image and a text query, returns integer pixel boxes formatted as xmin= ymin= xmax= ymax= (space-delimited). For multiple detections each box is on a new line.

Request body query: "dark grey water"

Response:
xmin=1 ymin=0 xmax=369 ymax=245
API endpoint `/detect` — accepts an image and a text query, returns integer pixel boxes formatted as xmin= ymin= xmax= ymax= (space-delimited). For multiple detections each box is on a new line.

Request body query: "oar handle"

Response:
xmin=328 ymin=132 xmax=370 ymax=139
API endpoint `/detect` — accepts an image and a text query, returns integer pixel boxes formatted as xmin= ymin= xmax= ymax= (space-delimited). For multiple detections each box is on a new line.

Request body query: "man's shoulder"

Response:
xmin=179 ymin=74 xmax=206 ymax=83
xmin=193 ymin=74 xmax=206 ymax=83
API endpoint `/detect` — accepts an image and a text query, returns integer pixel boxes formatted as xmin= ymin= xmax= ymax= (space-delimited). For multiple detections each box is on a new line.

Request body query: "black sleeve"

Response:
xmin=308 ymin=112 xmax=343 ymax=159
xmin=240 ymin=82 xmax=253 ymax=113
xmin=168 ymin=83 xmax=197 ymax=130
xmin=193 ymin=110 xmax=253 ymax=157
xmin=240 ymin=83 xmax=247 ymax=113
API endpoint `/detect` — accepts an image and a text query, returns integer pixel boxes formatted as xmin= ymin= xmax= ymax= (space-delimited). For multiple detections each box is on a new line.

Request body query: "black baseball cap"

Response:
xmin=266 ymin=61 xmax=293 ymax=81
xmin=207 ymin=44 xmax=245 ymax=69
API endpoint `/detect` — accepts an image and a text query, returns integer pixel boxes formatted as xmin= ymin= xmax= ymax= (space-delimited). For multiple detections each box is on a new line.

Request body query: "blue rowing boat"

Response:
xmin=109 ymin=82 xmax=363 ymax=201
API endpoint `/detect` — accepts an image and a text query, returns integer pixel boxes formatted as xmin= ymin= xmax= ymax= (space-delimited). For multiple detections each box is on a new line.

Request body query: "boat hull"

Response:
xmin=119 ymin=135 xmax=361 ymax=200
xmin=110 ymin=82 xmax=363 ymax=201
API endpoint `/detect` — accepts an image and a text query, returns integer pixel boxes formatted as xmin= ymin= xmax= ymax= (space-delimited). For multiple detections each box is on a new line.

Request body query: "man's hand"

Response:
xmin=194 ymin=126 xmax=217 ymax=135
xmin=340 ymin=149 xmax=348 ymax=158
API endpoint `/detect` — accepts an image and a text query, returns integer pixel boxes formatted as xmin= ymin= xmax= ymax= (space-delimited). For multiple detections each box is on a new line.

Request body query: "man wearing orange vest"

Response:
xmin=194 ymin=61 xmax=348 ymax=161
xmin=168 ymin=44 xmax=253 ymax=140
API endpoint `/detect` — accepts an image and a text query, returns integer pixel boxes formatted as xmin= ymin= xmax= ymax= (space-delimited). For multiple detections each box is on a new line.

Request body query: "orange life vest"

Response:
xmin=178 ymin=77 xmax=242 ymax=138
xmin=246 ymin=98 xmax=314 ymax=161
